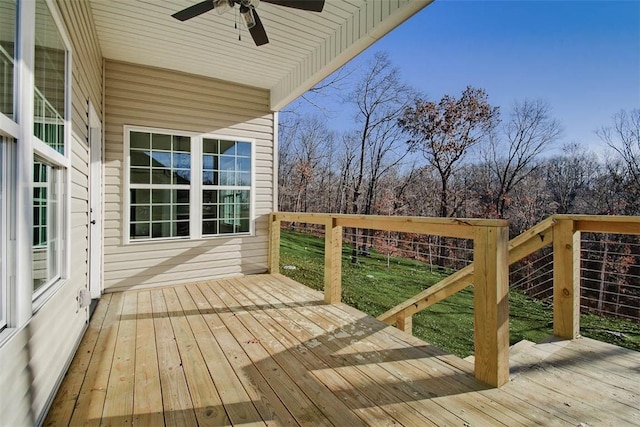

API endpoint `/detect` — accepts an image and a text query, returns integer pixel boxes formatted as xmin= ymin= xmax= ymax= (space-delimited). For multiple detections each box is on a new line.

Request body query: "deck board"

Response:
xmin=45 ymin=274 xmax=640 ymax=426
xmin=133 ymin=291 xmax=164 ymax=427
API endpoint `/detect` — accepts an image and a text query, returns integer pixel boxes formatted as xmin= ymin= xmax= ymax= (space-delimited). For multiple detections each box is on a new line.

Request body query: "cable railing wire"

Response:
xmin=281 ymin=221 xmax=640 ymax=322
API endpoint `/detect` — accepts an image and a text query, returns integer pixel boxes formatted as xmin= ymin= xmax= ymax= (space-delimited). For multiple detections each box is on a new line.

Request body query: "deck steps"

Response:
xmin=509 ymin=337 xmax=574 ymax=377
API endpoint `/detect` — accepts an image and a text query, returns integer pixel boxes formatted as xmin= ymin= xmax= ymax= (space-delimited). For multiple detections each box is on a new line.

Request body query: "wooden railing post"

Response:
xmin=473 ymin=225 xmax=509 ymax=387
xmin=268 ymin=214 xmax=281 ymax=275
xmin=396 ymin=310 xmax=412 ymax=334
xmin=553 ymin=219 xmax=581 ymax=339
xmin=324 ymin=217 xmax=342 ymax=304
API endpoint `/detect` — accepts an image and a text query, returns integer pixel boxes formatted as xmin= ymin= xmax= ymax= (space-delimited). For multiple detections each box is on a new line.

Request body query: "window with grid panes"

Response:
xmin=127 ymin=129 xmax=252 ymax=241
xmin=129 ymin=131 xmax=191 ymax=240
xmin=202 ymin=139 xmax=251 ymax=235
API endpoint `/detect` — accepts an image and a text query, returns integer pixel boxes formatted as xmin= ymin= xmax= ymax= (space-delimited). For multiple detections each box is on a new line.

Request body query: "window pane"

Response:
xmin=238 ymin=218 xmax=250 ymax=233
xmin=203 ymin=154 xmax=216 ymax=170
xmin=130 ymin=206 xmax=150 ymax=222
xmin=202 ymin=190 xmax=216 ymax=204
xmin=151 ymin=151 xmax=171 ymax=168
xmin=174 ymin=205 xmax=190 ymax=221
xmin=130 ymin=132 xmax=150 ymax=149
xmin=0 ymin=0 xmax=16 ymax=119
xmin=220 ymin=155 xmax=234 ymax=171
xmin=237 ymin=157 xmax=251 ymax=173
xmin=174 ymin=169 xmax=190 ymax=184
xmin=219 ymin=171 xmax=234 ymax=186
xmin=152 ymin=133 xmax=171 ymax=151
xmin=174 ymin=135 xmax=190 ymax=152
xmin=202 ymin=220 xmax=218 ymax=235
xmin=151 ymin=168 xmax=171 ymax=184
xmin=220 ymin=140 xmax=235 ymax=155
xmin=130 ymin=223 xmax=150 ymax=239
xmin=173 ymin=153 xmax=190 ymax=169
xmin=202 ymin=171 xmax=215 ymax=185
xmin=237 ymin=172 xmax=250 ymax=186
xmin=203 ymin=138 xmax=218 ymax=154
xmin=203 ymin=205 xmax=217 ymax=220
xmin=130 ymin=168 xmax=150 ymax=184
xmin=152 ymin=222 xmax=171 ymax=238
xmin=131 ymin=150 xmax=151 ymax=166
xmin=152 ymin=189 xmax=171 ymax=203
xmin=237 ymin=142 xmax=251 ymax=157
xmin=34 ymin=0 xmax=66 ymax=154
xmin=33 ymin=160 xmax=58 ymax=292
xmin=131 ymin=188 xmax=150 ymax=204
xmin=152 ymin=205 xmax=171 ymax=221
xmin=174 ymin=221 xmax=189 ymax=237
xmin=175 ymin=190 xmax=189 ymax=203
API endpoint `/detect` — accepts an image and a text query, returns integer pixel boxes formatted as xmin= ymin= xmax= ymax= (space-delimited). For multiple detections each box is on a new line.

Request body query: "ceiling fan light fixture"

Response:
xmin=214 ymin=0 xmax=233 ymax=15
xmin=240 ymin=6 xmax=256 ymax=29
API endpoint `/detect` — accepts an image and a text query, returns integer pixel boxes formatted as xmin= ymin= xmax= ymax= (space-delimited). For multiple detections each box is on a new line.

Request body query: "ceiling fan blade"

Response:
xmin=262 ymin=0 xmax=324 ymax=12
xmin=172 ymin=0 xmax=216 ymax=21
xmin=248 ymin=9 xmax=269 ymax=46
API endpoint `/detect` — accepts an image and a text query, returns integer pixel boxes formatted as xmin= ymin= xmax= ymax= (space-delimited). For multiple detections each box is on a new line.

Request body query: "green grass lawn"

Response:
xmin=279 ymin=229 xmax=640 ymax=357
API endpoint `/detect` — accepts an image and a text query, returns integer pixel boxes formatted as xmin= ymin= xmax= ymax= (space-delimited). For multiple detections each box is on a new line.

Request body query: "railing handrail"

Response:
xmin=273 ymin=212 xmax=507 ymax=238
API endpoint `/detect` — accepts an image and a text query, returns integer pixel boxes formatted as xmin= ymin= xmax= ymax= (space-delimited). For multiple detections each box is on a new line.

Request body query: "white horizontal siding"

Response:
xmin=103 ymin=60 xmax=274 ymax=292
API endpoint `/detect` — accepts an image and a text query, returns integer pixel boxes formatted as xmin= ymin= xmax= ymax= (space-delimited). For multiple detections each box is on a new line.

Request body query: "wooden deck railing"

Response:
xmin=269 ymin=213 xmax=640 ymax=388
xmin=379 ymin=214 xmax=640 ymax=340
xmin=268 ymin=212 xmax=511 ymax=387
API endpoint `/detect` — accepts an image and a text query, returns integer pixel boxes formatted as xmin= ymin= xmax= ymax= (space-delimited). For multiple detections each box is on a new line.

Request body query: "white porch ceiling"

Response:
xmin=89 ymin=0 xmax=431 ymax=110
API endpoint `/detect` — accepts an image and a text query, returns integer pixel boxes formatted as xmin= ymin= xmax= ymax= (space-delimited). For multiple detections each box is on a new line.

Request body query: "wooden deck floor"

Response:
xmin=45 ymin=274 xmax=640 ymax=426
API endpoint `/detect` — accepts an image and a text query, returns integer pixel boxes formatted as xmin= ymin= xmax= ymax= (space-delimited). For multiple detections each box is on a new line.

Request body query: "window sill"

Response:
xmin=0 ymin=326 xmax=18 ymax=348
xmin=126 ymin=232 xmax=254 ymax=245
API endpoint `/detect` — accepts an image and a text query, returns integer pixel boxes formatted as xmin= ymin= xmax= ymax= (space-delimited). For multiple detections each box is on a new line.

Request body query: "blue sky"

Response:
xmin=292 ymin=0 xmax=640 ymax=155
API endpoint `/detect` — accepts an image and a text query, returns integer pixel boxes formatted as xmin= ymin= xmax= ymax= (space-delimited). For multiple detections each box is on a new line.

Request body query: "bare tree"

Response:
xmin=597 ymin=109 xmax=640 ymax=188
xmin=277 ymin=114 xmax=335 ymax=212
xmin=399 ymin=86 xmax=499 ymax=217
xmin=347 ymin=52 xmax=414 ymax=215
xmin=487 ymin=99 xmax=562 ymax=218
xmin=545 ymin=143 xmax=599 ymax=214
xmin=345 ymin=51 xmax=415 ymax=262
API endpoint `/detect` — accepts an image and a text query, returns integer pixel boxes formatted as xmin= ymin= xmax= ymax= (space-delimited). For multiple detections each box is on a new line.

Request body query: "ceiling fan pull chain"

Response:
xmin=235 ymin=8 xmax=241 ymax=41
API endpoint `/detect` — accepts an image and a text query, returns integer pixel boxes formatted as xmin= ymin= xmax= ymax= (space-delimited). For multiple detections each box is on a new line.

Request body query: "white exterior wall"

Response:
xmin=103 ymin=61 xmax=274 ymax=292
xmin=0 ymin=0 xmax=102 ymax=424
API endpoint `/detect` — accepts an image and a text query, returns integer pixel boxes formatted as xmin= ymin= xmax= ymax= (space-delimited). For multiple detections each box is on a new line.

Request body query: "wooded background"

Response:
xmin=277 ymin=52 xmax=640 ymax=320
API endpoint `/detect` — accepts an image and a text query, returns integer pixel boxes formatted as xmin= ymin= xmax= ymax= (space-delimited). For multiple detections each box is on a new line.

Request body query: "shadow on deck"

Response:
xmin=44 ymin=274 xmax=640 ymax=426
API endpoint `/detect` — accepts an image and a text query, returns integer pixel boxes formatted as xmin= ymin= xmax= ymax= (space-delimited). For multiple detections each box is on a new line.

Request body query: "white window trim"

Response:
xmin=0 ymin=139 xmax=15 ymax=331
xmin=30 ymin=0 xmax=72 ymax=313
xmin=123 ymin=126 xmax=256 ymax=244
xmin=8 ymin=0 xmax=73 ymax=325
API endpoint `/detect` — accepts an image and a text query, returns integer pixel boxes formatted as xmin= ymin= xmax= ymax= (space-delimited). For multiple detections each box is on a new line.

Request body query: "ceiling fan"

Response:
xmin=172 ymin=0 xmax=325 ymax=46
